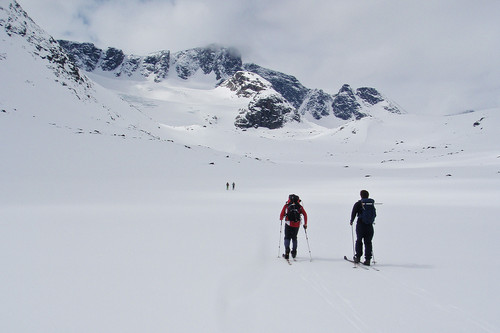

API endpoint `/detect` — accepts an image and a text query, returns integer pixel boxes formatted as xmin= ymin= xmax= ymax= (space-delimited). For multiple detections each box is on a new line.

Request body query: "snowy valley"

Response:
xmin=1 ymin=1 xmax=499 ymax=332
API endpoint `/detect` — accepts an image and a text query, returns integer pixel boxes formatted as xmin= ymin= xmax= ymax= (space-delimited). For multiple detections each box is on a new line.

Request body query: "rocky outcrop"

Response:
xmin=234 ymin=90 xmax=298 ymax=129
xmin=222 ymin=71 xmax=298 ymax=129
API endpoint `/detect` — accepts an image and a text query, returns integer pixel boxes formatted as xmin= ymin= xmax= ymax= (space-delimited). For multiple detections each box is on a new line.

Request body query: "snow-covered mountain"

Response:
xmin=1 ymin=1 xmax=500 ymax=332
xmin=0 ymin=0 xmax=165 ymax=139
xmin=59 ymin=40 xmax=403 ymax=129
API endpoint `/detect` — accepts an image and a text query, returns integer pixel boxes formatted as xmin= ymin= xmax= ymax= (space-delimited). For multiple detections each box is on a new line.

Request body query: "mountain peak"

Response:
xmin=339 ymin=84 xmax=355 ymax=94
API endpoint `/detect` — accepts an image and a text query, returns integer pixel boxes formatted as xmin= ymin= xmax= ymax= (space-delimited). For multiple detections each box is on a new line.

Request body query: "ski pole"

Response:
xmin=278 ymin=220 xmax=283 ymax=258
xmin=350 ymin=223 xmax=357 ymax=267
xmin=350 ymin=223 xmax=355 ymax=259
xmin=304 ymin=227 xmax=312 ymax=262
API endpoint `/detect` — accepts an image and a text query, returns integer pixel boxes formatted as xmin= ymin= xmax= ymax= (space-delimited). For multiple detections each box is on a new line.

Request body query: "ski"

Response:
xmin=343 ymin=255 xmax=359 ymax=264
xmin=344 ymin=256 xmax=368 ymax=269
xmin=282 ymin=254 xmax=292 ymax=265
xmin=366 ymin=263 xmax=380 ymax=271
xmin=344 ymin=256 xmax=379 ymax=271
xmin=358 ymin=259 xmax=380 ymax=271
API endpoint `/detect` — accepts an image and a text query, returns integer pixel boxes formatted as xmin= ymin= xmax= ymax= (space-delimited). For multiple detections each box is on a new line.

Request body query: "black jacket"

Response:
xmin=350 ymin=198 xmax=376 ymax=224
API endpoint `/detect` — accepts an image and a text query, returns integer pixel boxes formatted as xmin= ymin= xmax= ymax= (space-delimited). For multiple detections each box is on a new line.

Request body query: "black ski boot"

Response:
xmin=283 ymin=249 xmax=290 ymax=260
xmin=362 ymin=258 xmax=371 ymax=266
xmin=291 ymin=250 xmax=297 ymax=259
xmin=353 ymin=256 xmax=361 ymax=263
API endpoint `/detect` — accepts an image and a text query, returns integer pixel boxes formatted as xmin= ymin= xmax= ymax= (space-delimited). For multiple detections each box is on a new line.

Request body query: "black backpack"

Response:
xmin=286 ymin=194 xmax=302 ymax=222
xmin=360 ymin=198 xmax=376 ymax=224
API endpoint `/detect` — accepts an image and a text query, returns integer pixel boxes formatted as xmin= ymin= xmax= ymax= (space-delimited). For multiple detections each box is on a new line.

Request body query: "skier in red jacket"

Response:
xmin=280 ymin=194 xmax=308 ymax=259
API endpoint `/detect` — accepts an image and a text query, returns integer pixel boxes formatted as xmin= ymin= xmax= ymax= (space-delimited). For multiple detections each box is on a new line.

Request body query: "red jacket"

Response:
xmin=280 ymin=201 xmax=308 ymax=228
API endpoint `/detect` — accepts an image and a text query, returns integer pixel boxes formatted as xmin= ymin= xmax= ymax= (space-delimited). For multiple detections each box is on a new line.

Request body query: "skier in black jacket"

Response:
xmin=350 ymin=190 xmax=376 ymax=266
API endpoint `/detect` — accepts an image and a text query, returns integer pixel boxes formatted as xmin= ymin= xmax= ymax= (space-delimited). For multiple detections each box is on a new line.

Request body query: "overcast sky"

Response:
xmin=17 ymin=0 xmax=500 ymax=115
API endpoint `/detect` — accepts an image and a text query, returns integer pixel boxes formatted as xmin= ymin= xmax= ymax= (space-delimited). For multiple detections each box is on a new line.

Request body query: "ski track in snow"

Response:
xmin=371 ymin=269 xmax=497 ymax=333
xmin=302 ymin=269 xmax=371 ymax=333
xmin=290 ymin=258 xmax=497 ymax=333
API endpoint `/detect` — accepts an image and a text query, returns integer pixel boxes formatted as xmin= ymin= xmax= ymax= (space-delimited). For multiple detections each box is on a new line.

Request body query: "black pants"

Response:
xmin=355 ymin=223 xmax=374 ymax=259
xmin=284 ymin=224 xmax=299 ymax=253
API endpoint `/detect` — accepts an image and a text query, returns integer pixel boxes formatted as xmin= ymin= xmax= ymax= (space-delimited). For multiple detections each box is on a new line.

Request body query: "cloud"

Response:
xmin=17 ymin=0 xmax=500 ymax=114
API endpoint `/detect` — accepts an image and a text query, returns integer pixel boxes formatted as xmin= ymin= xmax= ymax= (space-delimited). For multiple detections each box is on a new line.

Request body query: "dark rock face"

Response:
xmin=332 ymin=84 xmax=365 ymax=120
xmin=234 ymin=93 xmax=297 ymax=129
xmin=356 ymin=87 xmax=384 ymax=105
xmin=58 ymin=41 xmax=102 ymax=71
xmin=101 ymin=47 xmax=125 ymax=72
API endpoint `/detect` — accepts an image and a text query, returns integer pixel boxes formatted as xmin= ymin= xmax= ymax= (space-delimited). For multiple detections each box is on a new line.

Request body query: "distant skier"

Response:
xmin=232 ymin=182 xmax=235 ymax=190
xmin=279 ymin=194 xmax=308 ymax=259
xmin=226 ymin=182 xmax=229 ymax=190
xmin=350 ymin=190 xmax=376 ymax=266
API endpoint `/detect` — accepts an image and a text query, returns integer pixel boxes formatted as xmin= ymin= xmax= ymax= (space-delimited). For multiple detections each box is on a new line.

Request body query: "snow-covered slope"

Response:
xmin=1 ymin=1 xmax=500 ymax=332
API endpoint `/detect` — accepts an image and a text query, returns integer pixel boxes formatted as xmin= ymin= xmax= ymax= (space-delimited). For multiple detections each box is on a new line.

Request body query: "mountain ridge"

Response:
xmin=58 ymin=40 xmax=404 ymax=129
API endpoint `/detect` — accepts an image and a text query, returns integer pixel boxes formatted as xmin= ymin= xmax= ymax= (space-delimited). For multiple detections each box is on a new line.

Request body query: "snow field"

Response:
xmin=1 ymin=122 xmax=499 ymax=332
